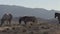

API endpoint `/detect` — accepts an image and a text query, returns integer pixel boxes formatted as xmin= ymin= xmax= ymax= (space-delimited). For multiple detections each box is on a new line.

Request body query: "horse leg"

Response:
xmin=6 ymin=20 xmax=9 ymax=25
xmin=0 ymin=20 xmax=4 ymax=26
xmin=19 ymin=19 xmax=21 ymax=25
xmin=24 ymin=21 xmax=27 ymax=25
xmin=9 ymin=20 xmax=11 ymax=26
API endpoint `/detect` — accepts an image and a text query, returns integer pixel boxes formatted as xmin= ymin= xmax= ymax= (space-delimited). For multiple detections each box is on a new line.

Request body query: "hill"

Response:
xmin=0 ymin=5 xmax=60 ymax=19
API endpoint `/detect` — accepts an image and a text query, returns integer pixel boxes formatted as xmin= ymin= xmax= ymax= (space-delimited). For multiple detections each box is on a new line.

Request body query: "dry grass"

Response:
xmin=0 ymin=21 xmax=60 ymax=34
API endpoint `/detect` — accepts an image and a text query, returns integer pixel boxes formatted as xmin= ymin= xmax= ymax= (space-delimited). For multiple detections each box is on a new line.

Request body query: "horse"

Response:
xmin=19 ymin=16 xmax=37 ymax=25
xmin=0 ymin=13 xmax=13 ymax=26
xmin=55 ymin=12 xmax=60 ymax=24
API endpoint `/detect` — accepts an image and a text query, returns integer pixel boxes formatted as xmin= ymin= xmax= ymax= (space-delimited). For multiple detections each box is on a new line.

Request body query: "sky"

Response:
xmin=0 ymin=0 xmax=60 ymax=10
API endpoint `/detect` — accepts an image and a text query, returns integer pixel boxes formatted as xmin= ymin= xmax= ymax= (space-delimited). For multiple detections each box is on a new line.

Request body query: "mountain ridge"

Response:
xmin=0 ymin=5 xmax=60 ymax=19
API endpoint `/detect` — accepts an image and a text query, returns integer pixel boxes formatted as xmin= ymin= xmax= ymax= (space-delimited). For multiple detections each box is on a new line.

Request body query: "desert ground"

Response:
xmin=0 ymin=19 xmax=60 ymax=34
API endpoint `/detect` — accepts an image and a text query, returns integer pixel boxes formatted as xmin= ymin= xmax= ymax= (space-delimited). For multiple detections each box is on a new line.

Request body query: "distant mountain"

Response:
xmin=0 ymin=5 xmax=60 ymax=19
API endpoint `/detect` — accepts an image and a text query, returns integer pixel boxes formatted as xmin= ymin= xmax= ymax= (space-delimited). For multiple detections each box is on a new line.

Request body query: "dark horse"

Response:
xmin=0 ymin=13 xmax=13 ymax=26
xmin=55 ymin=12 xmax=60 ymax=24
xmin=19 ymin=16 xmax=37 ymax=25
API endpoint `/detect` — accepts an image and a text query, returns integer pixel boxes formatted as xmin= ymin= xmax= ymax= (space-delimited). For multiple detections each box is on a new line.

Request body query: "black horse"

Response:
xmin=55 ymin=12 xmax=60 ymax=24
xmin=19 ymin=16 xmax=37 ymax=25
xmin=0 ymin=13 xmax=13 ymax=26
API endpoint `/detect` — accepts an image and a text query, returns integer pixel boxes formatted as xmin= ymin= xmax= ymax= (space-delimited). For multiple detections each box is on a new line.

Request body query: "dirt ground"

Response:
xmin=0 ymin=21 xmax=60 ymax=34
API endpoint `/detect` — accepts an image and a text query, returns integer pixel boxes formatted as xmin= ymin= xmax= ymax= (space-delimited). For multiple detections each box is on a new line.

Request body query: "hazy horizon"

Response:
xmin=0 ymin=0 xmax=60 ymax=11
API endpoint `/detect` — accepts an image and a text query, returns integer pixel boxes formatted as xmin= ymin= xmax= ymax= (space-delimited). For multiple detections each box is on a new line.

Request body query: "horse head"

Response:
xmin=55 ymin=13 xmax=59 ymax=18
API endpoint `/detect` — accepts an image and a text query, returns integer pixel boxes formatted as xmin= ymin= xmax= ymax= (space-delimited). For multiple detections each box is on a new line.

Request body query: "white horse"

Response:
xmin=0 ymin=13 xmax=13 ymax=26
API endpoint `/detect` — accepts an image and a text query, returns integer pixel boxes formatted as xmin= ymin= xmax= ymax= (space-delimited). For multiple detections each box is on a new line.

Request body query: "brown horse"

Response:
xmin=55 ymin=12 xmax=60 ymax=24
xmin=0 ymin=13 xmax=13 ymax=26
xmin=19 ymin=16 xmax=37 ymax=25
